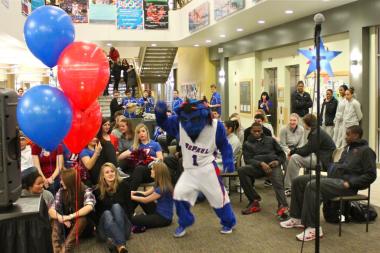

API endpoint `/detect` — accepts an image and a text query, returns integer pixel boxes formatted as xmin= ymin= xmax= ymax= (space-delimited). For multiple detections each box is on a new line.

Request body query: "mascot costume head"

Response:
xmin=174 ymin=99 xmax=211 ymax=142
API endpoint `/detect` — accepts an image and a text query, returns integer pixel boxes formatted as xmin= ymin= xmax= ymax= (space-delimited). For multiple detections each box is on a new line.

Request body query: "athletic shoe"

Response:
xmin=131 ymin=225 xmax=146 ymax=233
xmin=118 ymin=246 xmax=128 ymax=253
xmin=241 ymin=200 xmax=261 ymax=215
xmin=220 ymin=226 xmax=233 ymax=234
xmin=280 ymin=218 xmax=304 ymax=229
xmin=296 ymin=227 xmax=323 ymax=241
xmin=277 ymin=207 xmax=290 ymax=221
xmin=264 ymin=179 xmax=272 ymax=187
xmin=174 ymin=226 xmax=186 ymax=238
xmin=285 ymin=188 xmax=291 ymax=197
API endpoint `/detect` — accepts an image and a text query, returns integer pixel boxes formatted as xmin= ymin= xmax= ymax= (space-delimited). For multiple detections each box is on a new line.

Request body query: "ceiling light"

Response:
xmin=205 ymin=40 xmax=212 ymax=43
xmin=285 ymin=10 xmax=294 ymax=14
xmin=106 ymin=43 xmax=112 ymax=46
xmin=236 ymin=28 xmax=243 ymax=32
xmin=258 ymin=20 xmax=265 ymax=24
xmin=219 ymin=34 xmax=226 ymax=38
xmin=194 ymin=44 xmax=199 ymax=47
xmin=151 ymin=43 xmax=157 ymax=47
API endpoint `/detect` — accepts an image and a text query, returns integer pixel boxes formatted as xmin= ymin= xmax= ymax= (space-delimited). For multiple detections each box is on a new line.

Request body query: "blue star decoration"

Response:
xmin=298 ymin=39 xmax=342 ymax=77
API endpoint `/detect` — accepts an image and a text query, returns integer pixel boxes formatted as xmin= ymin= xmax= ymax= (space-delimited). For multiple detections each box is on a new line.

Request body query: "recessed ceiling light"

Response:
xmin=205 ymin=39 xmax=212 ymax=43
xmin=106 ymin=43 xmax=112 ymax=46
xmin=258 ymin=20 xmax=265 ymax=24
xmin=219 ymin=34 xmax=226 ymax=38
xmin=285 ymin=10 xmax=294 ymax=14
xmin=236 ymin=28 xmax=243 ymax=32
xmin=194 ymin=44 xmax=199 ymax=47
xmin=151 ymin=43 xmax=157 ymax=47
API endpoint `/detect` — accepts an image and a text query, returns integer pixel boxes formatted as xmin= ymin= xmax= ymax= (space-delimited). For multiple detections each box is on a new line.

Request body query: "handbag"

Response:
xmin=350 ymin=201 xmax=378 ymax=223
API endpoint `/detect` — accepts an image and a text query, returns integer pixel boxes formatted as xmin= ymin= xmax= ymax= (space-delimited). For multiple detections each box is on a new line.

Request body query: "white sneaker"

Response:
xmin=280 ymin=218 xmax=304 ymax=229
xmin=296 ymin=227 xmax=323 ymax=241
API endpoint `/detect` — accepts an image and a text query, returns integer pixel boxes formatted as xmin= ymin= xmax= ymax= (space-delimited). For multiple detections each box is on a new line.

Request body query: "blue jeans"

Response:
xmin=98 ymin=204 xmax=131 ymax=245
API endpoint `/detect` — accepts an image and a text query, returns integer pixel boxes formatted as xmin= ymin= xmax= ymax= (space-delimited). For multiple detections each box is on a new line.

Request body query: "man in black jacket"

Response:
xmin=280 ymin=125 xmax=377 ymax=241
xmin=291 ymin=81 xmax=313 ymax=117
xmin=243 ymin=113 xmax=272 ymax=142
xmin=320 ymin=89 xmax=338 ymax=137
xmin=284 ymin=114 xmax=336 ymax=192
xmin=110 ymin=90 xmax=124 ymax=123
xmin=238 ymin=122 xmax=288 ymax=219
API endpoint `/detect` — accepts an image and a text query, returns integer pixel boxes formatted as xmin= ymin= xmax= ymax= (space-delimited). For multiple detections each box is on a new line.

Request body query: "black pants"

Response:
xmin=131 ymin=201 xmax=171 ymax=228
xmin=238 ymin=164 xmax=288 ymax=207
xmin=114 ymin=75 xmax=121 ymax=91
xmin=164 ymin=155 xmax=183 ymax=186
xmin=290 ymin=175 xmax=356 ymax=227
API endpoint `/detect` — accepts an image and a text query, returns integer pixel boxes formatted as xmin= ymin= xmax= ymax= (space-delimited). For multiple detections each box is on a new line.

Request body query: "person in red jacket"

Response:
xmin=109 ymin=47 xmax=120 ymax=63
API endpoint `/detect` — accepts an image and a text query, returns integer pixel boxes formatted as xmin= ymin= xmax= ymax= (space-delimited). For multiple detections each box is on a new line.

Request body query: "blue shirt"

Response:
xmin=172 ymin=97 xmax=183 ymax=112
xmin=123 ymin=111 xmax=137 ymax=119
xmin=138 ymin=97 xmax=155 ymax=113
xmin=130 ymin=140 xmax=162 ymax=157
xmin=79 ymin=148 xmax=95 ymax=159
xmin=122 ymin=97 xmax=137 ymax=106
xmin=155 ymin=187 xmax=173 ymax=220
xmin=63 ymin=144 xmax=79 ymax=169
xmin=210 ymin=92 xmax=222 ymax=115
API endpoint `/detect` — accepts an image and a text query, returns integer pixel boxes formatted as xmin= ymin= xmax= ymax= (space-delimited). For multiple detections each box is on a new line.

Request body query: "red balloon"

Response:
xmin=58 ymin=41 xmax=110 ymax=110
xmin=64 ymin=101 xmax=102 ymax=154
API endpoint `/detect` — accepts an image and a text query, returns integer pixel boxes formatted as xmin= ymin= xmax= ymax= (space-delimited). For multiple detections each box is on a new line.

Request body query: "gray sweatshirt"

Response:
xmin=334 ymin=97 xmax=347 ymax=124
xmin=279 ymin=124 xmax=305 ymax=154
xmin=343 ymin=98 xmax=362 ymax=127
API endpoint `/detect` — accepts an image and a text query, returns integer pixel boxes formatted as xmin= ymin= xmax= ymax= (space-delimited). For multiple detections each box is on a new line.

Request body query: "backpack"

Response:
xmin=322 ymin=200 xmax=351 ymax=223
xmin=350 ymin=201 xmax=378 ymax=223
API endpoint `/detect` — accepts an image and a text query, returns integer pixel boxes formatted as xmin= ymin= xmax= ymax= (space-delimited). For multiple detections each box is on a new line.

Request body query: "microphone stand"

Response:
xmin=314 ymin=23 xmax=322 ymax=253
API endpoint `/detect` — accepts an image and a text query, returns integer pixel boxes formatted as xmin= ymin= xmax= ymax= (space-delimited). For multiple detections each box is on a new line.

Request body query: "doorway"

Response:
xmin=264 ymin=68 xmax=277 ymax=133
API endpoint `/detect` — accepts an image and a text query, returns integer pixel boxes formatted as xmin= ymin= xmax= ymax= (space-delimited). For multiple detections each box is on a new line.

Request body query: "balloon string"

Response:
xmin=75 ymin=164 xmax=80 ymax=244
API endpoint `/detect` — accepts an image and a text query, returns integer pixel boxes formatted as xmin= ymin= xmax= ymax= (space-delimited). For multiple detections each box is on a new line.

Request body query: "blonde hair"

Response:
xmin=115 ymin=115 xmax=127 ymax=129
xmin=97 ymin=163 xmax=122 ymax=200
xmin=255 ymin=109 xmax=269 ymax=123
xmin=132 ymin=123 xmax=150 ymax=150
xmin=152 ymin=162 xmax=173 ymax=193
xmin=289 ymin=113 xmax=300 ymax=123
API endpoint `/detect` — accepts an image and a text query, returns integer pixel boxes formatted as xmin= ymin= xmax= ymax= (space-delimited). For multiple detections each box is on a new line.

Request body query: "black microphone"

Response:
xmin=314 ymin=13 xmax=325 ymax=38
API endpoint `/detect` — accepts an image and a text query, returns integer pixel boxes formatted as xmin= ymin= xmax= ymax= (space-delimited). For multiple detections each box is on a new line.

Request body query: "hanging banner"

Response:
xmin=143 ymin=0 xmax=169 ymax=30
xmin=89 ymin=0 xmax=116 ymax=24
xmin=214 ymin=0 xmax=244 ymax=21
xmin=21 ymin=0 xmax=31 ymax=16
xmin=59 ymin=0 xmax=89 ymax=23
xmin=188 ymin=2 xmax=209 ymax=33
xmin=117 ymin=0 xmax=143 ymax=30
xmin=32 ymin=0 xmax=44 ymax=10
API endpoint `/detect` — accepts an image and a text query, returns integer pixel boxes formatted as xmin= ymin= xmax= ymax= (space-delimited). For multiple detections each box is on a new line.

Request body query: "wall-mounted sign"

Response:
xmin=144 ymin=0 xmax=169 ymax=29
xmin=189 ymin=2 xmax=209 ymax=33
xmin=59 ymin=0 xmax=89 ymax=23
xmin=117 ymin=0 xmax=144 ymax=30
xmin=89 ymin=0 xmax=116 ymax=24
xmin=214 ymin=0 xmax=244 ymax=21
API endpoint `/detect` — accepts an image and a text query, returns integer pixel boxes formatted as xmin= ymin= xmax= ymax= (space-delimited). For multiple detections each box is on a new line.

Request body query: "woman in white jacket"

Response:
xmin=341 ymin=87 xmax=363 ymax=146
xmin=332 ymin=85 xmax=348 ymax=147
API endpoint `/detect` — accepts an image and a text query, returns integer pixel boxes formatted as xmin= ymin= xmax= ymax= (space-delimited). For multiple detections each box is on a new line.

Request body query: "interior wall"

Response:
xmin=174 ymin=47 xmax=216 ymax=101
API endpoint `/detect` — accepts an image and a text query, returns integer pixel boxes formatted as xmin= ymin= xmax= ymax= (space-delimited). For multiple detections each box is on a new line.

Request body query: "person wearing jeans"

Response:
xmin=238 ymin=122 xmax=289 ymax=220
xmin=281 ymin=125 xmax=376 ymax=242
xmin=94 ymin=163 xmax=132 ymax=253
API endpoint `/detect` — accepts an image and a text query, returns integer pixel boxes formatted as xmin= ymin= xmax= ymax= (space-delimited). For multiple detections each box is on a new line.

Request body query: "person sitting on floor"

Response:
xmin=49 ymin=169 xmax=96 ymax=253
xmin=130 ymin=162 xmax=174 ymax=233
xmin=284 ymin=114 xmax=335 ymax=195
xmin=238 ymin=122 xmax=289 ymax=220
xmin=93 ymin=163 xmax=131 ymax=253
xmin=280 ymin=125 xmax=377 ymax=241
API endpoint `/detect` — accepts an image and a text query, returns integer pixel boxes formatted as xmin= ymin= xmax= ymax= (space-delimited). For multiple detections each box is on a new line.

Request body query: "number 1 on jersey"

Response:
xmin=192 ymin=155 xmax=198 ymax=166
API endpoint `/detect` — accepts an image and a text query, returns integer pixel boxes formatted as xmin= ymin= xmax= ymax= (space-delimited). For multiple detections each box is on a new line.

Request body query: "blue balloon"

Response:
xmin=24 ymin=6 xmax=75 ymax=68
xmin=17 ymin=85 xmax=73 ymax=151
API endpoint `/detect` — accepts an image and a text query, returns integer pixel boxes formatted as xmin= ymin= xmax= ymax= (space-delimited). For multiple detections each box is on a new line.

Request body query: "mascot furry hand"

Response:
xmin=155 ymin=100 xmax=234 ymax=172
xmin=155 ymin=99 xmax=236 ymax=236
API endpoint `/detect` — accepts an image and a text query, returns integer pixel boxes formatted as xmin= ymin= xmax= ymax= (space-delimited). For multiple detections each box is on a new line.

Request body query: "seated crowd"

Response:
xmin=19 ymin=85 xmax=376 ymax=252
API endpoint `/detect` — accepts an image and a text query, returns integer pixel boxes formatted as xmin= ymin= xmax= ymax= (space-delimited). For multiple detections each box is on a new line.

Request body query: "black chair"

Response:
xmin=221 ymin=151 xmax=243 ymax=202
xmin=330 ymin=186 xmax=371 ymax=236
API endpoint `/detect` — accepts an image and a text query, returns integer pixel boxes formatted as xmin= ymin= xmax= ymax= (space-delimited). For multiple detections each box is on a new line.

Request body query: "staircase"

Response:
xmin=139 ymin=47 xmax=178 ymax=84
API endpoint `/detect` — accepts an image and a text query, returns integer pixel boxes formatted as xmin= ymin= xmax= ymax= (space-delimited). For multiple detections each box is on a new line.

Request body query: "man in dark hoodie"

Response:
xmin=280 ymin=125 xmax=377 ymax=242
xmin=238 ymin=122 xmax=289 ymax=219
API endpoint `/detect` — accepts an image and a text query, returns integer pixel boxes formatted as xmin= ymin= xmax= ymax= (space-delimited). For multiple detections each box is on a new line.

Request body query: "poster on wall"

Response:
xmin=117 ymin=0 xmax=143 ymax=30
xmin=214 ymin=0 xmax=244 ymax=21
xmin=181 ymin=83 xmax=200 ymax=99
xmin=2 ymin=0 xmax=9 ymax=8
xmin=21 ymin=0 xmax=32 ymax=16
xmin=239 ymin=80 xmax=252 ymax=114
xmin=32 ymin=0 xmax=45 ymax=10
xmin=143 ymin=0 xmax=169 ymax=29
xmin=89 ymin=0 xmax=116 ymax=24
xmin=59 ymin=0 xmax=89 ymax=23
xmin=188 ymin=2 xmax=209 ymax=33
